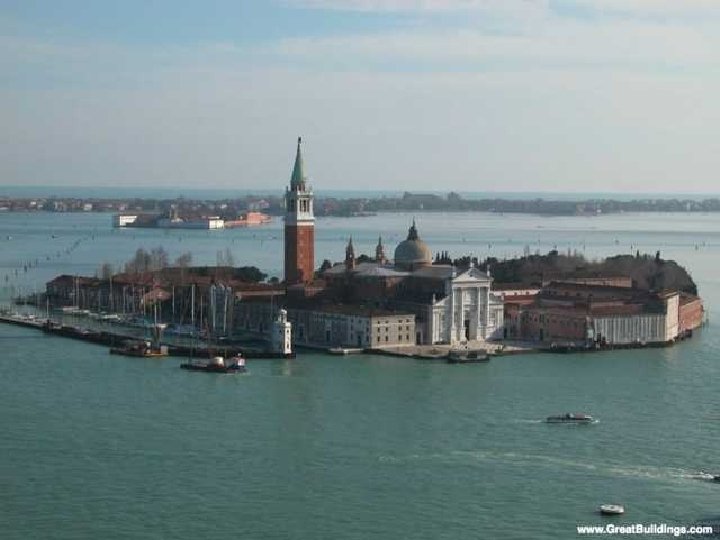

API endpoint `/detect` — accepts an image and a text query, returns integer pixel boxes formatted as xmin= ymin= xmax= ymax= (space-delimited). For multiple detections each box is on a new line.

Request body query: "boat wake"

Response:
xmin=378 ymin=449 xmax=712 ymax=484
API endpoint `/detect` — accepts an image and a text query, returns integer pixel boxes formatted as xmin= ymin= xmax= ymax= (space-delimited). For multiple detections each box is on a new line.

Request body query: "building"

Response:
xmin=427 ymin=265 xmax=505 ymax=343
xmin=290 ymin=307 xmax=415 ymax=349
xmin=224 ymin=212 xmax=272 ymax=228
xmin=271 ymin=309 xmax=293 ymax=354
xmin=112 ymin=214 xmax=139 ymax=228
xmin=505 ymin=281 xmax=704 ymax=345
xmin=284 ymin=137 xmax=315 ymax=284
xmin=321 ymin=222 xmax=504 ymax=345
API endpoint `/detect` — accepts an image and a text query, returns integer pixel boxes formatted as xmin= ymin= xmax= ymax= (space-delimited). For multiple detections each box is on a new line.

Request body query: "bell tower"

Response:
xmin=375 ymin=236 xmax=387 ymax=265
xmin=284 ymin=137 xmax=315 ymax=285
xmin=345 ymin=237 xmax=356 ymax=271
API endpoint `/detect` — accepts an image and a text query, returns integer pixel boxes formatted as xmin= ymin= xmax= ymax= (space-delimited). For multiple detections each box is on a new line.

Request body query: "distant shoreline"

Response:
xmin=2 ymin=185 xmax=720 ymax=201
xmin=3 ymin=191 xmax=720 ymax=217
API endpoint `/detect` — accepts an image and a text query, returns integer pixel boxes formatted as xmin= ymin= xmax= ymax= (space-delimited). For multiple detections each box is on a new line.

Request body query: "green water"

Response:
xmin=1 ymin=211 xmax=719 ymax=539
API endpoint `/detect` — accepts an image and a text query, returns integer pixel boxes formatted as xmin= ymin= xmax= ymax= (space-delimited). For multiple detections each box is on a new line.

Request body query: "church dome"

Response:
xmin=394 ymin=220 xmax=432 ymax=270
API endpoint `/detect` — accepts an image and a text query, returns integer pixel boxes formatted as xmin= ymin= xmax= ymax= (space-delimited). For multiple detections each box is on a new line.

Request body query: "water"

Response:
xmin=1 ymin=210 xmax=719 ymax=539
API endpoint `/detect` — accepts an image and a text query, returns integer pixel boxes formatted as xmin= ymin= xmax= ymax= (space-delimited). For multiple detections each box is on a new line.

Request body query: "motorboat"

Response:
xmin=697 ymin=471 xmax=720 ymax=483
xmin=599 ymin=504 xmax=625 ymax=515
xmin=180 ymin=354 xmax=246 ymax=373
xmin=546 ymin=413 xmax=594 ymax=424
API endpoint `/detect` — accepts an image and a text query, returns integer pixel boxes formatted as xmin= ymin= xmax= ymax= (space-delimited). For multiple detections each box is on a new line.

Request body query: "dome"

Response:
xmin=394 ymin=220 xmax=432 ymax=270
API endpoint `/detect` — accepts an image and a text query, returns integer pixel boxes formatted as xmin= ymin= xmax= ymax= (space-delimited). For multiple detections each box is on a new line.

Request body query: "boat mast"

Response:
xmin=191 ymin=283 xmax=195 ymax=327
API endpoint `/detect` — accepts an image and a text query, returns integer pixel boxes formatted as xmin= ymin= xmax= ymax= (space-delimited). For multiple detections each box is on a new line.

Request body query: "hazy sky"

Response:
xmin=2 ymin=0 xmax=720 ymax=193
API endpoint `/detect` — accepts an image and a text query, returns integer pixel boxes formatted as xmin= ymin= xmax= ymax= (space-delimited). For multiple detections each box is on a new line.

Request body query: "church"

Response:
xmin=234 ymin=137 xmax=504 ymax=349
xmin=322 ymin=221 xmax=505 ymax=345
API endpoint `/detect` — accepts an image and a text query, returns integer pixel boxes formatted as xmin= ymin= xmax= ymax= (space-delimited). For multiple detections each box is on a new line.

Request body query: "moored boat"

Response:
xmin=180 ymin=354 xmax=246 ymax=373
xmin=110 ymin=340 xmax=169 ymax=358
xmin=447 ymin=348 xmax=489 ymax=364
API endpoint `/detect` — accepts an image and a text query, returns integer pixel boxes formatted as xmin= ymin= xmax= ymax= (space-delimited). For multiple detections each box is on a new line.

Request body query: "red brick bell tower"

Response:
xmin=284 ymin=137 xmax=315 ymax=285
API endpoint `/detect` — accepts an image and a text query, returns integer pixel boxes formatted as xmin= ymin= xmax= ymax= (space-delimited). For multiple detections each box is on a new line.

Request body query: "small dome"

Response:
xmin=394 ymin=220 xmax=432 ymax=270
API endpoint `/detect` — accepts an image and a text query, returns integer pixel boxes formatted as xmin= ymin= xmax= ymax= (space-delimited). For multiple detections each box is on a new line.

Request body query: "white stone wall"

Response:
xmin=487 ymin=295 xmax=505 ymax=340
xmin=664 ymin=293 xmax=680 ymax=341
xmin=593 ymin=314 xmax=668 ymax=345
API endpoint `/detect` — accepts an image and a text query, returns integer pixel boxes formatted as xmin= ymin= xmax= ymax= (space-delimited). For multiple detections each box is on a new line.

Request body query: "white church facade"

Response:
xmin=428 ymin=265 xmax=505 ymax=345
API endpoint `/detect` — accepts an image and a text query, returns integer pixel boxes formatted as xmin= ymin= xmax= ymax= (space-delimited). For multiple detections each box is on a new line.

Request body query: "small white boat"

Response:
xmin=599 ymin=504 xmax=625 ymax=515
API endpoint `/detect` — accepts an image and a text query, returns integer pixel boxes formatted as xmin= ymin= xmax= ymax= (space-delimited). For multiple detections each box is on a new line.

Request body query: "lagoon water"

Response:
xmin=1 ymin=210 xmax=719 ymax=539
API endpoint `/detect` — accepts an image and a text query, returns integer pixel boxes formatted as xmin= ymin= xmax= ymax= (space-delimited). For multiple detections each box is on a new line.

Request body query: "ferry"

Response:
xmin=180 ymin=354 xmax=246 ymax=373
xmin=546 ymin=413 xmax=594 ymax=424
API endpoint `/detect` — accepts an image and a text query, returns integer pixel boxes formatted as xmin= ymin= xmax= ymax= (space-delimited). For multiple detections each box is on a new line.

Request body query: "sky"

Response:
xmin=1 ymin=0 xmax=720 ymax=194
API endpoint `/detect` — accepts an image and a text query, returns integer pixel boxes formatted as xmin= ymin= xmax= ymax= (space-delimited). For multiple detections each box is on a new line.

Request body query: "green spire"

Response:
xmin=290 ymin=136 xmax=306 ymax=190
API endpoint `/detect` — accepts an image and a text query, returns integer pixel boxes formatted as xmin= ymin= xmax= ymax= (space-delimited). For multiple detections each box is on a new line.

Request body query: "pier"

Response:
xmin=0 ymin=314 xmax=294 ymax=359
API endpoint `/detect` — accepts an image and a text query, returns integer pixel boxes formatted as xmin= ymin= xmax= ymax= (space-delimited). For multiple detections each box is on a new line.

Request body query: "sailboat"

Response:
xmin=180 ymin=285 xmax=246 ymax=373
xmin=109 ymin=293 xmax=168 ymax=357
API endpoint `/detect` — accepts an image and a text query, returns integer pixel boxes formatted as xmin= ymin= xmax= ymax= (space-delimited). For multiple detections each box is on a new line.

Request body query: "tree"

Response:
xmin=124 ymin=248 xmax=151 ymax=274
xmin=97 ymin=262 xmax=114 ymax=280
xmin=174 ymin=252 xmax=193 ymax=268
xmin=234 ymin=266 xmax=266 ymax=283
xmin=150 ymin=247 xmax=169 ymax=271
xmin=123 ymin=246 xmax=170 ymax=274
xmin=216 ymin=248 xmax=235 ymax=267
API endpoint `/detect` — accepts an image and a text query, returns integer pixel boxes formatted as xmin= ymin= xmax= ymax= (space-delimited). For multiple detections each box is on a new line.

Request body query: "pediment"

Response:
xmin=452 ymin=266 xmax=492 ymax=284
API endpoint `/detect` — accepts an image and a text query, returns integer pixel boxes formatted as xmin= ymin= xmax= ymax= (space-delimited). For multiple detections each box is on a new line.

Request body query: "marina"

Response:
xmin=0 ymin=313 xmax=294 ymax=360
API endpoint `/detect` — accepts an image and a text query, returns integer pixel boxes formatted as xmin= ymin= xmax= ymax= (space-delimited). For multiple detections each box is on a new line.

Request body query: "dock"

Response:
xmin=0 ymin=314 xmax=295 ymax=359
